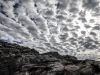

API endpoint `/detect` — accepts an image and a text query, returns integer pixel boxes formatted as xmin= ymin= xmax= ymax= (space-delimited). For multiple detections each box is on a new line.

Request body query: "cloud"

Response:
xmin=79 ymin=10 xmax=86 ymax=17
xmin=78 ymin=17 xmax=87 ymax=22
xmin=44 ymin=10 xmax=54 ymax=16
xmin=27 ymin=25 xmax=40 ymax=39
xmin=56 ymin=15 xmax=66 ymax=20
xmin=68 ymin=7 xmax=79 ymax=13
xmin=0 ymin=0 xmax=100 ymax=60
xmin=81 ymin=30 xmax=86 ymax=35
xmin=84 ymin=24 xmax=91 ymax=29
xmin=89 ymin=32 xmax=97 ymax=36
xmin=91 ymin=7 xmax=100 ymax=17
xmin=58 ymin=34 xmax=68 ymax=41
xmin=82 ymin=0 xmax=99 ymax=10
xmin=56 ymin=0 xmax=70 ymax=10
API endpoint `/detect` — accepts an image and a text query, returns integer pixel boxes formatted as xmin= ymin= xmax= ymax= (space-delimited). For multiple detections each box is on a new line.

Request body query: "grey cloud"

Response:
xmin=27 ymin=25 xmax=39 ymax=39
xmin=84 ymin=24 xmax=91 ymax=29
xmin=69 ymin=37 xmax=77 ymax=41
xmin=67 ymin=19 xmax=73 ymax=22
xmin=56 ymin=0 xmax=70 ymax=10
xmin=49 ymin=26 xmax=58 ymax=34
xmin=77 ymin=36 xmax=98 ymax=50
xmin=0 ymin=13 xmax=22 ymax=30
xmin=60 ymin=27 xmax=69 ymax=32
xmin=90 ymin=32 xmax=97 ymax=36
xmin=56 ymin=2 xmax=67 ymax=10
xmin=49 ymin=36 xmax=58 ymax=44
xmin=84 ymin=42 xmax=97 ymax=49
xmin=82 ymin=0 xmax=99 ymax=10
xmin=70 ymin=41 xmax=77 ymax=46
xmin=81 ymin=31 xmax=86 ymax=35
xmin=74 ymin=26 xmax=80 ymax=30
xmin=18 ymin=16 xmax=33 ymax=26
xmin=0 ymin=0 xmax=15 ymax=18
xmin=50 ymin=29 xmax=58 ymax=34
xmin=13 ymin=2 xmax=21 ymax=9
xmin=0 ymin=5 xmax=8 ymax=17
xmin=92 ymin=7 xmax=100 ymax=16
xmin=49 ymin=46 xmax=60 ymax=52
xmin=78 ymin=17 xmax=87 ymax=22
xmin=0 ymin=24 xmax=12 ymax=32
xmin=69 ymin=1 xmax=78 ymax=8
xmin=18 ymin=31 xmax=30 ymax=39
xmin=34 ymin=0 xmax=44 ymax=3
xmin=56 ymin=15 xmax=66 ymax=20
xmin=39 ymin=34 xmax=48 ymax=42
xmin=0 ymin=13 xmax=10 ymax=24
xmin=69 ymin=7 xmax=79 ymax=13
xmin=85 ymin=37 xmax=94 ymax=42
xmin=36 ymin=47 xmax=46 ymax=51
xmin=71 ymin=32 xmax=78 ymax=37
xmin=79 ymin=10 xmax=86 ymax=17
xmin=8 ymin=23 xmax=22 ymax=30
xmin=30 ymin=16 xmax=48 ymax=31
xmin=6 ymin=31 xmax=25 ymax=41
xmin=44 ymin=43 xmax=61 ymax=52
xmin=45 ymin=10 xmax=54 ymax=16
xmin=44 ymin=43 xmax=51 ymax=47
xmin=92 ymin=25 xmax=100 ymax=30
xmin=94 ymin=41 xmax=100 ymax=44
xmin=67 ymin=24 xmax=74 ymax=30
xmin=58 ymin=34 xmax=68 ymax=41
xmin=89 ymin=19 xmax=95 ymax=23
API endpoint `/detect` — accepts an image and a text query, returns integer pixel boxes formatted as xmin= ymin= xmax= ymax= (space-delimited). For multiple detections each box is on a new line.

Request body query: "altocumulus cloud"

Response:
xmin=0 ymin=0 xmax=100 ymax=60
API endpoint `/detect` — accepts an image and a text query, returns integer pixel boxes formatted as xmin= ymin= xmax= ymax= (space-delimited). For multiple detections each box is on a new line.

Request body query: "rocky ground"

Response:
xmin=0 ymin=40 xmax=100 ymax=75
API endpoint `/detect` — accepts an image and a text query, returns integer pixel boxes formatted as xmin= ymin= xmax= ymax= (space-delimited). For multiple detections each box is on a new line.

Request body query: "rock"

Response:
xmin=48 ymin=62 xmax=64 ymax=72
xmin=80 ymin=67 xmax=94 ymax=75
xmin=65 ymin=65 xmax=79 ymax=72
xmin=0 ymin=40 xmax=100 ymax=75
xmin=30 ymin=55 xmax=59 ymax=64
xmin=60 ymin=59 xmax=73 ymax=65
xmin=14 ymin=71 xmax=29 ymax=75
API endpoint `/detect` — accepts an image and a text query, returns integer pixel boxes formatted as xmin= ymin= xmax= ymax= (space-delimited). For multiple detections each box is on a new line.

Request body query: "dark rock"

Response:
xmin=48 ymin=62 xmax=64 ymax=72
xmin=79 ymin=67 xmax=94 ymax=75
xmin=0 ymin=40 xmax=100 ymax=75
xmin=65 ymin=65 xmax=79 ymax=72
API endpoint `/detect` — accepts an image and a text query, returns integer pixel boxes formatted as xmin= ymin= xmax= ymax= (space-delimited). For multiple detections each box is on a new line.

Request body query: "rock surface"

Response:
xmin=0 ymin=40 xmax=100 ymax=75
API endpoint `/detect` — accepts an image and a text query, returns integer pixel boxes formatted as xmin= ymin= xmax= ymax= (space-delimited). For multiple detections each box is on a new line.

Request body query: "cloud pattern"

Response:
xmin=0 ymin=0 xmax=100 ymax=60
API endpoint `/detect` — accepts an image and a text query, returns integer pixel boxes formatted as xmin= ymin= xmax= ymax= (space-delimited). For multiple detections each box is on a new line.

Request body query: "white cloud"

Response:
xmin=0 ymin=0 xmax=100 ymax=60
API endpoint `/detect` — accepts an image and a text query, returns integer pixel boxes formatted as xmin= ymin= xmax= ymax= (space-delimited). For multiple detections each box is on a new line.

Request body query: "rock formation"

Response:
xmin=0 ymin=40 xmax=100 ymax=75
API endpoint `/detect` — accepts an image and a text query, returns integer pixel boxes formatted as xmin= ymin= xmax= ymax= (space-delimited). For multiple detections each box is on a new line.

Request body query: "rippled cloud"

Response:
xmin=0 ymin=0 xmax=100 ymax=60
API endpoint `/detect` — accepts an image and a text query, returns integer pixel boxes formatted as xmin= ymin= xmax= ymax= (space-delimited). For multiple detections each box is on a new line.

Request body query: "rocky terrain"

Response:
xmin=0 ymin=40 xmax=100 ymax=75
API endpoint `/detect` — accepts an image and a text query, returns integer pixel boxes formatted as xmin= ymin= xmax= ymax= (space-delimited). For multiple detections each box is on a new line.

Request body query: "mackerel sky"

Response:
xmin=0 ymin=0 xmax=100 ymax=59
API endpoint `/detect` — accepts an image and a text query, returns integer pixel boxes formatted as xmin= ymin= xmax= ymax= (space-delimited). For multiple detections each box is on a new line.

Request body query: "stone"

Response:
xmin=0 ymin=40 xmax=100 ymax=75
xmin=48 ymin=62 xmax=64 ymax=72
xmin=65 ymin=65 xmax=79 ymax=72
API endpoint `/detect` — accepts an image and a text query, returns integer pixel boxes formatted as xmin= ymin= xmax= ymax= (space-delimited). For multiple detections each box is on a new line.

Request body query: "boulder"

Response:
xmin=48 ymin=62 xmax=64 ymax=72
xmin=65 ymin=65 xmax=79 ymax=72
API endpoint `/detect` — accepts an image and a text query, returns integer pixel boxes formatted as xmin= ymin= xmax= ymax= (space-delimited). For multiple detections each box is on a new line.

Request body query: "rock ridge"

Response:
xmin=0 ymin=40 xmax=100 ymax=75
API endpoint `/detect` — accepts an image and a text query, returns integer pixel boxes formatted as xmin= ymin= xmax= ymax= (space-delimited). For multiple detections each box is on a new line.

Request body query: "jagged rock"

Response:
xmin=79 ymin=67 xmax=94 ymax=75
xmin=14 ymin=71 xmax=29 ymax=75
xmin=48 ymin=62 xmax=64 ymax=72
xmin=0 ymin=40 xmax=100 ymax=75
xmin=65 ymin=65 xmax=79 ymax=72
xmin=30 ymin=55 xmax=59 ymax=64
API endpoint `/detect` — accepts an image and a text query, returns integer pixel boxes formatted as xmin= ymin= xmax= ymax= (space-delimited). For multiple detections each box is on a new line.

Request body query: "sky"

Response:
xmin=0 ymin=0 xmax=100 ymax=60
